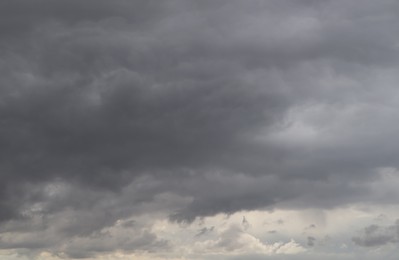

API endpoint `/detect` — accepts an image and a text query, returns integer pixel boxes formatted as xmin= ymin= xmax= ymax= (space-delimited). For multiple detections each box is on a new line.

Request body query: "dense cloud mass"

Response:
xmin=1 ymin=0 xmax=399 ymax=259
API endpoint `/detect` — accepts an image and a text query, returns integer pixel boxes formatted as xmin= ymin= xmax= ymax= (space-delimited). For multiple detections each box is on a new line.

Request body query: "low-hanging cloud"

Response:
xmin=352 ymin=220 xmax=399 ymax=247
xmin=1 ymin=0 xmax=399 ymax=257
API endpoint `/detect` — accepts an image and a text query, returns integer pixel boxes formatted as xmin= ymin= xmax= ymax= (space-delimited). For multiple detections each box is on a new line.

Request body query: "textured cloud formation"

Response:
xmin=352 ymin=220 xmax=399 ymax=247
xmin=1 ymin=0 xmax=399 ymax=259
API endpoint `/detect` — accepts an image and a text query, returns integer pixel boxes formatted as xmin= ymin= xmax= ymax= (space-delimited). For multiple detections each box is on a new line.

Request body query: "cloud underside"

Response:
xmin=1 ymin=0 xmax=399 ymax=258
xmin=353 ymin=220 xmax=399 ymax=247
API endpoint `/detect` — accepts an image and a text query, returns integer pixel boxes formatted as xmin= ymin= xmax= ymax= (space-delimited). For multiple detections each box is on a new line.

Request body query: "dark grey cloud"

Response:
xmin=307 ymin=236 xmax=316 ymax=247
xmin=195 ymin=226 xmax=215 ymax=237
xmin=352 ymin=220 xmax=399 ymax=247
xmin=306 ymin=224 xmax=316 ymax=230
xmin=1 ymin=0 xmax=399 ymax=256
xmin=242 ymin=216 xmax=250 ymax=230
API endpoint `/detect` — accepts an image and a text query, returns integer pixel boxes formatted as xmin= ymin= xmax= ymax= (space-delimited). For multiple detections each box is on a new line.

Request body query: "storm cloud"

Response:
xmin=1 ymin=0 xmax=399 ymax=259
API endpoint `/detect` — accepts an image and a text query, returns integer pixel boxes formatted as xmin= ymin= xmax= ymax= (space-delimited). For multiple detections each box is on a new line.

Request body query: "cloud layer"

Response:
xmin=1 ymin=0 xmax=399 ymax=259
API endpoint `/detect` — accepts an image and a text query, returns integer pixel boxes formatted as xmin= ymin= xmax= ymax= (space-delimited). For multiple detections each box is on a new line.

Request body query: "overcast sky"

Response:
xmin=1 ymin=1 xmax=399 ymax=259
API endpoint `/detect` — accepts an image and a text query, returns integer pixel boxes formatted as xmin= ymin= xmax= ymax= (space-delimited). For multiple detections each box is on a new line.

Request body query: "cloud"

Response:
xmin=1 ymin=0 xmax=399 ymax=257
xmin=0 ymin=210 xmax=170 ymax=258
xmin=242 ymin=216 xmax=250 ymax=230
xmin=194 ymin=224 xmax=306 ymax=255
xmin=307 ymin=236 xmax=316 ymax=247
xmin=352 ymin=220 xmax=399 ymax=247
xmin=195 ymin=226 xmax=215 ymax=237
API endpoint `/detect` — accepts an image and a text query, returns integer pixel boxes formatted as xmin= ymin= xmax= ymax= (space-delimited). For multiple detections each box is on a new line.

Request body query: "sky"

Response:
xmin=1 ymin=0 xmax=399 ymax=259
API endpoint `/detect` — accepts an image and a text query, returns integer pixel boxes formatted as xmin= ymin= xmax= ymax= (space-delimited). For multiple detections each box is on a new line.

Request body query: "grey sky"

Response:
xmin=1 ymin=1 xmax=399 ymax=259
